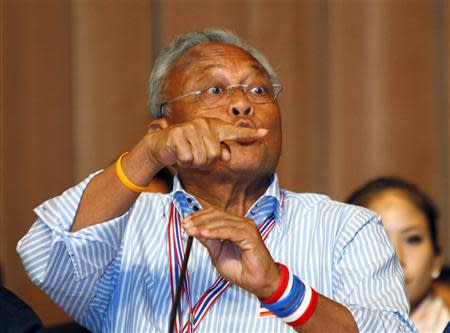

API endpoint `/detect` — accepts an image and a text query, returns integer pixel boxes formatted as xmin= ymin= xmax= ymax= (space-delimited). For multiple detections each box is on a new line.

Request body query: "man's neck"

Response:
xmin=178 ymin=170 xmax=273 ymax=216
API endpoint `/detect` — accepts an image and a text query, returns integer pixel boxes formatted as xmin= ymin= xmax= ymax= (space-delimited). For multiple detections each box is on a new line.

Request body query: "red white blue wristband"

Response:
xmin=279 ymin=268 xmax=294 ymax=301
xmin=259 ymin=262 xmax=318 ymax=327
xmin=286 ymin=288 xmax=318 ymax=327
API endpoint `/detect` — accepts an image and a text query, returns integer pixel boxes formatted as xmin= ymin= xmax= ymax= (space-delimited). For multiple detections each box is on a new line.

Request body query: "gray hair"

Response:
xmin=149 ymin=28 xmax=279 ymax=119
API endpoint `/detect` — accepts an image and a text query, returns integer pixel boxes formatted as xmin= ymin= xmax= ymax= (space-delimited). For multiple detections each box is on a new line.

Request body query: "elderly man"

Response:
xmin=18 ymin=29 xmax=415 ymax=332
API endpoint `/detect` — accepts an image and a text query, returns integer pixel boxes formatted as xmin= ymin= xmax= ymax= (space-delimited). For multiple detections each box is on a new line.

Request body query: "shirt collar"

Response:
xmin=170 ymin=174 xmax=283 ymax=225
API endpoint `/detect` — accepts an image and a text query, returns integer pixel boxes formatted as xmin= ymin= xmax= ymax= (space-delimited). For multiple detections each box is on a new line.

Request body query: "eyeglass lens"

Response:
xmin=198 ymin=85 xmax=280 ymax=110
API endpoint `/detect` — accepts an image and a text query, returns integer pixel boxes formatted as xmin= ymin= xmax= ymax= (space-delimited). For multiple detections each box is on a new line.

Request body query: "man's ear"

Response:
xmin=147 ymin=118 xmax=170 ymax=134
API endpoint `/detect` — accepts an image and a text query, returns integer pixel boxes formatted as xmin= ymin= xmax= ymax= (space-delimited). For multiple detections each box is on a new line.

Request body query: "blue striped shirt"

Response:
xmin=17 ymin=173 xmax=416 ymax=332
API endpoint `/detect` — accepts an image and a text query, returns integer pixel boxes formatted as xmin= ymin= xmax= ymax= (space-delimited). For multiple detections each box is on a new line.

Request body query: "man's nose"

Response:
xmin=228 ymin=88 xmax=253 ymax=117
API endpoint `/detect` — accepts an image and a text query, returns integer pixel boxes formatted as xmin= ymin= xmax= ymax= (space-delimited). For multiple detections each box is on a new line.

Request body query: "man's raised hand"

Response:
xmin=146 ymin=117 xmax=268 ymax=169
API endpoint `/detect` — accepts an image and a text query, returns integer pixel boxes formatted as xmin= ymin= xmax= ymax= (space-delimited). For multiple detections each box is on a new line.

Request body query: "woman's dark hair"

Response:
xmin=346 ymin=177 xmax=441 ymax=254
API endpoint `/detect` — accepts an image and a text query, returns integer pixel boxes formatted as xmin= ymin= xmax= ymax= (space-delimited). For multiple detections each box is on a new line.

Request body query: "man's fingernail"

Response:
xmin=258 ymin=128 xmax=268 ymax=136
xmin=221 ymin=149 xmax=231 ymax=161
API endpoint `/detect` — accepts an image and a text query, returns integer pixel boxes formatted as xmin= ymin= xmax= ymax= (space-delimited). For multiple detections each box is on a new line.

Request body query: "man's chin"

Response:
xmin=216 ymin=158 xmax=276 ymax=178
xmin=180 ymin=159 xmax=270 ymax=176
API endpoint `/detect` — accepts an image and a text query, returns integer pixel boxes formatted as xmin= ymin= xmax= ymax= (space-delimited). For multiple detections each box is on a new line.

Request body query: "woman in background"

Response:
xmin=347 ymin=177 xmax=450 ymax=333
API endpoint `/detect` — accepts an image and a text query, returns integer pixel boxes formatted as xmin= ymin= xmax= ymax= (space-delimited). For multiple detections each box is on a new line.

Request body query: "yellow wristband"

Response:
xmin=115 ymin=152 xmax=148 ymax=193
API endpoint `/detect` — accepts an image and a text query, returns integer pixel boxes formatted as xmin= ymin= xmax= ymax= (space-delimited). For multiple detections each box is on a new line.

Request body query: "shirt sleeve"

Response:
xmin=332 ymin=210 xmax=418 ymax=333
xmin=16 ymin=172 xmax=129 ymax=331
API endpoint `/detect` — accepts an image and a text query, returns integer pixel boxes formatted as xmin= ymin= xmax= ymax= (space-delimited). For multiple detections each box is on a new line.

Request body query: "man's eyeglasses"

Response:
xmin=160 ymin=83 xmax=282 ymax=115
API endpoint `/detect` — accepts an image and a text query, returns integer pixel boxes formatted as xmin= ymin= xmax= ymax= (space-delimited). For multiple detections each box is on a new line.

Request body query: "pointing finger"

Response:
xmin=216 ymin=123 xmax=268 ymax=143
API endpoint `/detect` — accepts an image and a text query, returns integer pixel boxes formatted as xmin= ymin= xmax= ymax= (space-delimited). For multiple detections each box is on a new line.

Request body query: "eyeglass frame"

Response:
xmin=159 ymin=83 xmax=282 ymax=116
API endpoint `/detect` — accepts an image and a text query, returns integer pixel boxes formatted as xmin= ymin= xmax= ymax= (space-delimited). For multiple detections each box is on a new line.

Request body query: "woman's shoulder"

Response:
xmin=433 ymin=280 xmax=450 ymax=310
xmin=412 ymin=290 xmax=450 ymax=332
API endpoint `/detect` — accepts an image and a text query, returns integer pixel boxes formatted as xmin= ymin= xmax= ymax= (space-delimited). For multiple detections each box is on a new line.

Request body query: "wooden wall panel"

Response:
xmin=328 ymin=1 xmax=442 ymax=196
xmin=326 ymin=0 xmax=448 ymax=258
xmin=327 ymin=0 xmax=375 ymax=197
xmin=380 ymin=1 xmax=441 ymax=206
xmin=71 ymin=0 xmax=152 ymax=180
xmin=1 ymin=0 xmax=74 ymax=325
xmin=0 ymin=0 xmax=6 ymax=288
xmin=160 ymin=0 xmax=249 ymax=47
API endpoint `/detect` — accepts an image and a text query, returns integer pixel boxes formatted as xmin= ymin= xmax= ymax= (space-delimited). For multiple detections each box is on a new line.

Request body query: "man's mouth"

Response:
xmin=233 ymin=119 xmax=261 ymax=145
xmin=225 ymin=140 xmax=256 ymax=146
xmin=235 ymin=119 xmax=255 ymax=128
xmin=238 ymin=141 xmax=256 ymax=146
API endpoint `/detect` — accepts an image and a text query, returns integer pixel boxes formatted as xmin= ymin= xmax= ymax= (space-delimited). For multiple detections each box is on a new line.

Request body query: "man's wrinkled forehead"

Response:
xmin=171 ymin=42 xmax=267 ymax=78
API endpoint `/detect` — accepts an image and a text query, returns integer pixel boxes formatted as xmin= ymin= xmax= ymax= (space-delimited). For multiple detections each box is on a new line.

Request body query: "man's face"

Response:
xmin=162 ymin=42 xmax=282 ymax=177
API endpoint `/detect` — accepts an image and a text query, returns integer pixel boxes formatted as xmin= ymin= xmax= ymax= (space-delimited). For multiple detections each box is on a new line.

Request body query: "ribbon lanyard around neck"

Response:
xmin=167 ymin=193 xmax=284 ymax=333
